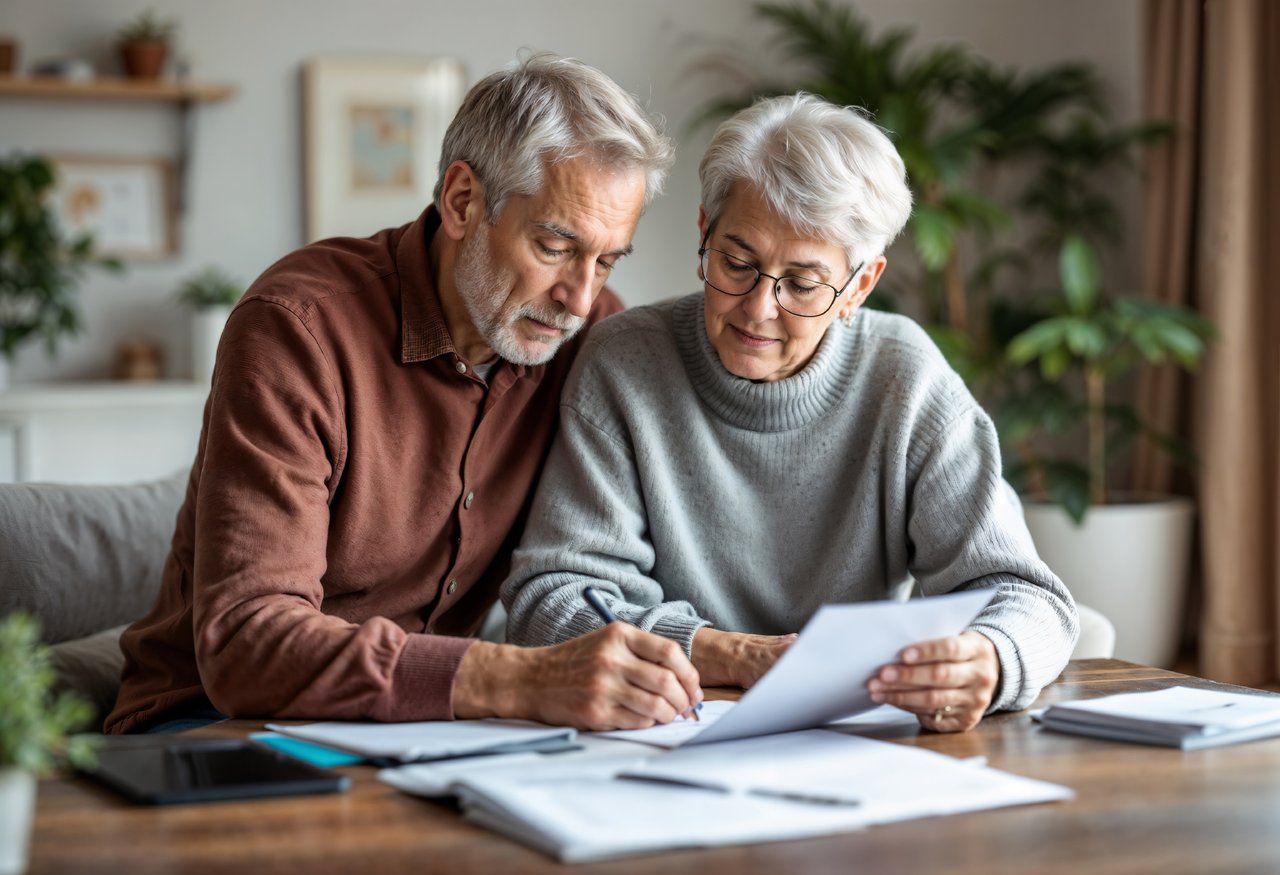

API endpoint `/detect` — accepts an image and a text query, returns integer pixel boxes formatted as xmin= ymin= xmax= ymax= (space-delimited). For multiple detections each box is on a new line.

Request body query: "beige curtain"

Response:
xmin=1136 ymin=0 xmax=1280 ymax=686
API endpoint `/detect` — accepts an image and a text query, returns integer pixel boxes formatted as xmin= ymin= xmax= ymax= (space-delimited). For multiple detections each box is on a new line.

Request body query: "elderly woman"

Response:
xmin=502 ymin=94 xmax=1077 ymax=732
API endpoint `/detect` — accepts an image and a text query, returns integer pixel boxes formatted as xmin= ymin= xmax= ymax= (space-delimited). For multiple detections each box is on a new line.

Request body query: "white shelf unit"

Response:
xmin=0 ymin=382 xmax=207 ymax=484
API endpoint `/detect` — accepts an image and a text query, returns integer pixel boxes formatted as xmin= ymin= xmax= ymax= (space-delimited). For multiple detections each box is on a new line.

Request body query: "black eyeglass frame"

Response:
xmin=697 ymin=243 xmax=863 ymax=318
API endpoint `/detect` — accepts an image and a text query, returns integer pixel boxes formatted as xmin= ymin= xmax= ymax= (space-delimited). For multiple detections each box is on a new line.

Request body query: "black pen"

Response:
xmin=582 ymin=586 xmax=702 ymax=721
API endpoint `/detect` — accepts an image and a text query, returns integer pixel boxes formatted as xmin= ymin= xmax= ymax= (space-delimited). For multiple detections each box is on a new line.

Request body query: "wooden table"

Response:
xmin=27 ymin=660 xmax=1280 ymax=874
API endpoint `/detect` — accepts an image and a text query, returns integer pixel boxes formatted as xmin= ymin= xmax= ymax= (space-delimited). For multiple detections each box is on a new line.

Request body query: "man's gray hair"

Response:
xmin=699 ymin=93 xmax=913 ymax=267
xmin=434 ymin=52 xmax=675 ymax=220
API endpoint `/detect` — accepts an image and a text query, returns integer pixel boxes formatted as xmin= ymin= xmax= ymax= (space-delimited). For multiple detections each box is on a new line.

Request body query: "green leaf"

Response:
xmin=1063 ymin=317 xmax=1107 ymax=359
xmin=909 ymin=205 xmax=954 ymax=271
xmin=1059 ymin=234 xmax=1099 ymax=314
xmin=1007 ymin=317 xmax=1070 ymax=364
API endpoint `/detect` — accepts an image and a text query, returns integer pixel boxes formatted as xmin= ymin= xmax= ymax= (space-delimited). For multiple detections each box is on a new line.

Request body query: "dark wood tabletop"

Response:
xmin=27 ymin=660 xmax=1280 ymax=874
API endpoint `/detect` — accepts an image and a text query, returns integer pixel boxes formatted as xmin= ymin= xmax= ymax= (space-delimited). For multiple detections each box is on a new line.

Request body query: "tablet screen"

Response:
xmin=82 ymin=738 xmax=351 ymax=805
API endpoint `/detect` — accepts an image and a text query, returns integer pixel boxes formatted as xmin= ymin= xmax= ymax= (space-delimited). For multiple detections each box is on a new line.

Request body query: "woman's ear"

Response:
xmin=840 ymin=255 xmax=888 ymax=319
xmin=437 ymin=160 xmax=483 ymax=241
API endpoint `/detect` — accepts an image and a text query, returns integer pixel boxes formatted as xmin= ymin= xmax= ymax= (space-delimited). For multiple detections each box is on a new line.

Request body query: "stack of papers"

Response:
xmin=450 ymin=730 xmax=1072 ymax=862
xmin=273 ymin=591 xmax=1065 ymax=861
xmin=1039 ymin=686 xmax=1280 ymax=750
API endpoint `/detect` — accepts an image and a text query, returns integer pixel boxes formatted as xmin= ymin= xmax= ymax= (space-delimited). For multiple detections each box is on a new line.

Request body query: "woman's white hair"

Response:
xmin=434 ymin=52 xmax=675 ymax=220
xmin=699 ymin=93 xmax=913 ymax=267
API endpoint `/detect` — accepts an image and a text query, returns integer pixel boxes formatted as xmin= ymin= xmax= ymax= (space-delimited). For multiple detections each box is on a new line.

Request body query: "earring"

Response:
xmin=840 ymin=310 xmax=854 ymax=328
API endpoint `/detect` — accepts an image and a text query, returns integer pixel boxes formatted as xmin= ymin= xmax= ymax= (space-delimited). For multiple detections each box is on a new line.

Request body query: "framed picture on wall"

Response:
xmin=48 ymin=156 xmax=177 ymax=259
xmin=303 ymin=56 xmax=467 ymax=242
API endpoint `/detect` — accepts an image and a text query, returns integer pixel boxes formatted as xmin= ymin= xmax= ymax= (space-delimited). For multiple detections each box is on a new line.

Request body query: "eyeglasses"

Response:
xmin=698 ymin=246 xmax=861 ymax=318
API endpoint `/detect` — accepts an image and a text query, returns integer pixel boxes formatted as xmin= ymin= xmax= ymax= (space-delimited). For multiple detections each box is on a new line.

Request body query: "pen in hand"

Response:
xmin=582 ymin=586 xmax=702 ymax=722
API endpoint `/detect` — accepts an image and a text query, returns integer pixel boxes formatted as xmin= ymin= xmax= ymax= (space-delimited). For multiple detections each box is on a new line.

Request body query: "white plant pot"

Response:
xmin=0 ymin=767 xmax=36 ymax=875
xmin=1023 ymin=497 xmax=1195 ymax=668
xmin=191 ymin=306 xmax=232 ymax=383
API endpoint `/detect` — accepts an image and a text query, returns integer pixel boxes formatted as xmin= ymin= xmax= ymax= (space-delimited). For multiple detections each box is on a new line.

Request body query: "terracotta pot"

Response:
xmin=119 ymin=40 xmax=168 ymax=79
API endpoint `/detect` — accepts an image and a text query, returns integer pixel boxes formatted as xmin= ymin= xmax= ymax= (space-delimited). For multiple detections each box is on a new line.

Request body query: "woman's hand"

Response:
xmin=691 ymin=627 xmax=797 ymax=688
xmin=867 ymin=630 xmax=1000 ymax=732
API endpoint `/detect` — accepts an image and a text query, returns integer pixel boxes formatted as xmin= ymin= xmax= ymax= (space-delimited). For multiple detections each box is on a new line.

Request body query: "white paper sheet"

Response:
xmin=689 ymin=590 xmax=993 ymax=745
xmin=453 ymin=729 xmax=1071 ymax=862
xmin=590 ymin=699 xmax=736 ymax=747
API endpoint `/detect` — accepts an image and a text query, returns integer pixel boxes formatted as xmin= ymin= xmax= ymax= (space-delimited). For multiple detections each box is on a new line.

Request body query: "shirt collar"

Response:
xmin=400 ymin=206 xmax=455 ymax=364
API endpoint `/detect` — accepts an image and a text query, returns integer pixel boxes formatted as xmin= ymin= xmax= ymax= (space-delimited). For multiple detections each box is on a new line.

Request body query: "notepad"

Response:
xmin=264 ymin=719 xmax=577 ymax=764
xmin=1038 ymin=686 xmax=1280 ymax=750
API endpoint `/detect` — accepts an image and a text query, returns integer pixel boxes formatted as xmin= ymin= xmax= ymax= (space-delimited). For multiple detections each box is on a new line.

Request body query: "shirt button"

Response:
xmin=446 ymin=580 xmax=458 ymax=595
xmin=455 ymin=361 xmax=467 ymax=374
xmin=463 ymin=491 xmax=474 ymax=509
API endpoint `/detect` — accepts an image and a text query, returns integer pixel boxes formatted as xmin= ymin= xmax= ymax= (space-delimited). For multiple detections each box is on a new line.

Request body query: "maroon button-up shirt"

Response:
xmin=106 ymin=207 xmax=623 ymax=733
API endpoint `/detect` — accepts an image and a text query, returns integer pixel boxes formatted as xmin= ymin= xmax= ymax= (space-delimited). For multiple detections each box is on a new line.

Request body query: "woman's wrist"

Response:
xmin=690 ymin=627 xmax=740 ymax=686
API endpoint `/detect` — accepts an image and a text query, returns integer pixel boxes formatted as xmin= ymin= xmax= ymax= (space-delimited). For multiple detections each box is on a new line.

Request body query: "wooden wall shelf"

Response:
xmin=0 ymin=74 xmax=234 ymax=104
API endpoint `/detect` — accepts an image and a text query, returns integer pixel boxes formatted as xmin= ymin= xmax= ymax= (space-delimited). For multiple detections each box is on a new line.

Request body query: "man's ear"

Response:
xmin=437 ymin=160 xmax=483 ymax=241
xmin=837 ymin=255 xmax=888 ymax=321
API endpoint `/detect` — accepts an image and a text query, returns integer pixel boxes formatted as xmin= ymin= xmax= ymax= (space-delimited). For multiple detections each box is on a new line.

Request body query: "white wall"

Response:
xmin=1 ymin=0 xmax=1141 ymax=383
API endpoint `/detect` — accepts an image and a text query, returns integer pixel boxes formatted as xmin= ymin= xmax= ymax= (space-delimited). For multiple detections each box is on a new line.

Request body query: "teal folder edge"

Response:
xmin=250 ymin=732 xmax=365 ymax=767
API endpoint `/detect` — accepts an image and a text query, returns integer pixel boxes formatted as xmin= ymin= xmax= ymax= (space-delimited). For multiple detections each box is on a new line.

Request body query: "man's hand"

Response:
xmin=691 ymin=627 xmax=797 ymax=689
xmin=452 ymin=624 xmax=703 ymax=731
xmin=867 ymin=630 xmax=1000 ymax=732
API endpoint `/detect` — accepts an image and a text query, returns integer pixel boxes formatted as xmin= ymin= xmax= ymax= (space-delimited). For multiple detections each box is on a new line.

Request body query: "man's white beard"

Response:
xmin=454 ymin=222 xmax=586 ymax=366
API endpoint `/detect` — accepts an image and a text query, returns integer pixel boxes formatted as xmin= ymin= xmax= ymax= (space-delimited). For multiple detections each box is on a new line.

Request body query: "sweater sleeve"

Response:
xmin=191 ymin=298 xmax=471 ymax=722
xmin=907 ymin=395 xmax=1079 ymax=712
xmin=502 ymin=357 xmax=711 ymax=656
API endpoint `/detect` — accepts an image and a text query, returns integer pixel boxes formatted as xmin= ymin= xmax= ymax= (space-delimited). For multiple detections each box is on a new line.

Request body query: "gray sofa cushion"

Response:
xmin=50 ymin=624 xmax=131 ymax=724
xmin=0 ymin=474 xmax=186 ymax=644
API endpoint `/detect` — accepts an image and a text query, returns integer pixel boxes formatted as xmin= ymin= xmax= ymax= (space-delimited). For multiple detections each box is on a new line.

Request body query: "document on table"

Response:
xmin=264 ymin=719 xmax=576 ymax=764
xmin=594 ymin=701 xmax=918 ymax=749
xmin=1038 ymin=685 xmax=1280 ymax=750
xmin=687 ymin=590 xmax=993 ymax=745
xmin=450 ymin=729 xmax=1071 ymax=862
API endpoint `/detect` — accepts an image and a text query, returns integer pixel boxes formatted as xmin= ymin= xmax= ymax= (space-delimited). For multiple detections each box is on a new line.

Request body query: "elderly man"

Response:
xmin=106 ymin=53 xmax=701 ymax=734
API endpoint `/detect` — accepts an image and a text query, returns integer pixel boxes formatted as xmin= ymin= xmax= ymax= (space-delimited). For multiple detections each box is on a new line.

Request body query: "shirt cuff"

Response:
xmin=970 ymin=622 xmax=1022 ymax=713
xmin=651 ymin=613 xmax=713 ymax=659
xmin=379 ymin=633 xmax=477 ymax=721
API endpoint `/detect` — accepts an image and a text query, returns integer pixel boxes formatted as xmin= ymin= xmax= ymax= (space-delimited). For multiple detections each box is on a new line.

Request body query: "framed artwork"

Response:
xmin=303 ymin=56 xmax=467 ymax=242
xmin=48 ymin=156 xmax=176 ymax=259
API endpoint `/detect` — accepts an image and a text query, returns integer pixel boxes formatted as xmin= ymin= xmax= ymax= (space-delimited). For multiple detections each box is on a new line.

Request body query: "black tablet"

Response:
xmin=81 ymin=736 xmax=351 ymax=805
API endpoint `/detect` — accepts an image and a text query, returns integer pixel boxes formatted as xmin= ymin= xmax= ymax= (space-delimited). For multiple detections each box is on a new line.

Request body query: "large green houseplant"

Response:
xmin=699 ymin=0 xmax=1213 ymax=665
xmin=0 ymin=154 xmax=120 ymax=388
xmin=0 ymin=613 xmax=96 ymax=875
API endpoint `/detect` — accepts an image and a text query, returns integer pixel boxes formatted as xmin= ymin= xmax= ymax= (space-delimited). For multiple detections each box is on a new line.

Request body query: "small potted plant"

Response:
xmin=115 ymin=9 xmax=176 ymax=80
xmin=175 ymin=266 xmax=244 ymax=383
xmin=0 ymin=154 xmax=121 ymax=391
xmin=0 ymin=613 xmax=96 ymax=875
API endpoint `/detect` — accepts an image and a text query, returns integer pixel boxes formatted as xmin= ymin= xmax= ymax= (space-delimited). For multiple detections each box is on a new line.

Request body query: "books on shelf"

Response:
xmin=1038 ymin=685 xmax=1280 ymax=750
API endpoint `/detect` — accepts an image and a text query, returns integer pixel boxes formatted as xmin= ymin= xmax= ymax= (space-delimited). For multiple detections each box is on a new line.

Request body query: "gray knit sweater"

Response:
xmin=502 ymin=293 xmax=1078 ymax=712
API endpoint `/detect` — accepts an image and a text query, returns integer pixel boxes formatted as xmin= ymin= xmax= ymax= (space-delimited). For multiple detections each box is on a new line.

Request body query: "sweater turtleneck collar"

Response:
xmin=670 ymin=293 xmax=858 ymax=433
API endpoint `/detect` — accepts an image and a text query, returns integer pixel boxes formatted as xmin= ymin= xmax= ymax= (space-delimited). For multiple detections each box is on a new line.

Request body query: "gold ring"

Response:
xmin=934 ymin=705 xmax=953 ymax=722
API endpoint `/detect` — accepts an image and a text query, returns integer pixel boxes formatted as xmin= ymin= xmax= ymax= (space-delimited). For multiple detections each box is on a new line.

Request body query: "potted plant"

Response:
xmin=175 ymin=265 xmax=244 ymax=383
xmin=0 ymin=613 xmax=96 ymax=875
xmin=1006 ymin=237 xmax=1211 ymax=668
xmin=700 ymin=0 xmax=1214 ymax=666
xmin=115 ymin=9 xmax=176 ymax=80
xmin=0 ymin=154 xmax=120 ymax=391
